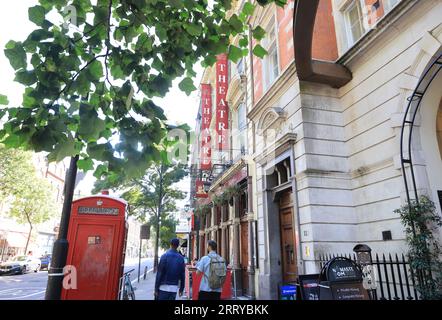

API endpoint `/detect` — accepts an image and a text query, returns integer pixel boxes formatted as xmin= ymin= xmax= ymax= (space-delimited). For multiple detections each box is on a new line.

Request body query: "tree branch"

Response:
xmin=49 ymin=53 xmax=108 ymax=108
xmin=105 ymin=0 xmax=114 ymax=87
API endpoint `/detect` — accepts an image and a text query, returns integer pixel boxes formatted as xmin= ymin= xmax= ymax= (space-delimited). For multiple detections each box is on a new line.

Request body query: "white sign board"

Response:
xmin=175 ymin=218 xmax=190 ymax=234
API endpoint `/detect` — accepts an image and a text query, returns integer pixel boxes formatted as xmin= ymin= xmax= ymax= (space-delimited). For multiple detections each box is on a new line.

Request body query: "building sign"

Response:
xmin=200 ymin=83 xmax=212 ymax=170
xmin=78 ymin=207 xmax=119 ymax=215
xmin=175 ymin=212 xmax=190 ymax=234
xmin=326 ymin=258 xmax=361 ymax=282
xmin=279 ymin=284 xmax=297 ymax=300
xmin=215 ymin=54 xmax=229 ymax=151
xmin=195 ymin=180 xmax=208 ymax=198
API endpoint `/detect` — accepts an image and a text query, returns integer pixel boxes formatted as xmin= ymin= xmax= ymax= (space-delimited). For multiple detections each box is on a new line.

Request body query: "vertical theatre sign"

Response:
xmin=216 ymin=54 xmax=229 ymax=151
xmin=200 ymin=84 xmax=212 ymax=171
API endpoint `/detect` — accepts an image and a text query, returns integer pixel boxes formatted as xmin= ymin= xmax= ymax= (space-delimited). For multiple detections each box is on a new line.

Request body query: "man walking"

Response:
xmin=196 ymin=240 xmax=227 ymax=300
xmin=154 ymin=238 xmax=185 ymax=300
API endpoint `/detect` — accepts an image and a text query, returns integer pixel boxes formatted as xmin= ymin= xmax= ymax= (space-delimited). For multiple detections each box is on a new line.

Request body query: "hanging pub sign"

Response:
xmin=195 ymin=180 xmax=208 ymax=198
xmin=215 ymin=53 xmax=229 ymax=151
xmin=200 ymin=83 xmax=212 ymax=171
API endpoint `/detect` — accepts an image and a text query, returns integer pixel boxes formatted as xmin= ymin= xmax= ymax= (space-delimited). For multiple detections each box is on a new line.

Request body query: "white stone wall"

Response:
xmin=248 ymin=0 xmax=442 ymax=289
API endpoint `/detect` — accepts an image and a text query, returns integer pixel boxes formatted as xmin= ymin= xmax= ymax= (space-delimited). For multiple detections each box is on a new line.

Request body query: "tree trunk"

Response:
xmin=153 ymin=163 xmax=164 ymax=273
xmin=153 ymin=212 xmax=161 ymax=272
xmin=24 ymin=224 xmax=33 ymax=255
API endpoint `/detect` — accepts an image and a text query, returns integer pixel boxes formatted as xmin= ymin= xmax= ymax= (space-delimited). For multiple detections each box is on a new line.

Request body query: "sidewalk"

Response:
xmin=132 ymin=270 xmax=187 ymax=300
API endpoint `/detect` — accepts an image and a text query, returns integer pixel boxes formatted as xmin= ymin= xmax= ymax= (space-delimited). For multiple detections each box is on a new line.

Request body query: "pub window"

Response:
xmin=216 ymin=206 xmax=221 ymax=225
xmin=239 ymin=189 xmax=248 ymax=217
xmin=343 ymin=0 xmax=365 ymax=47
xmin=205 ymin=214 xmax=209 ymax=229
xmin=236 ymin=103 xmax=247 ymax=157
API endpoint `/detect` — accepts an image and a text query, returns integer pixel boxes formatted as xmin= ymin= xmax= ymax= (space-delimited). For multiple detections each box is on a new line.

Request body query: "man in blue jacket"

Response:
xmin=154 ymin=238 xmax=185 ymax=300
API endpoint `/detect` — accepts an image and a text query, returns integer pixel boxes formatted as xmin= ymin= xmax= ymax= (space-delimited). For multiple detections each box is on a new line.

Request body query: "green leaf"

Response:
xmin=47 ymin=137 xmax=78 ymax=163
xmin=4 ymin=41 xmax=27 ymax=71
xmin=93 ymin=163 xmax=109 ymax=178
xmin=228 ymin=45 xmax=243 ymax=63
xmin=0 ymin=94 xmax=8 ymax=105
xmin=252 ymin=26 xmax=266 ymax=41
xmin=228 ymin=14 xmax=243 ymax=33
xmin=156 ymin=24 xmax=167 ymax=41
xmin=239 ymin=37 xmax=248 ymax=48
xmin=14 ymin=70 xmax=37 ymax=86
xmin=242 ymin=2 xmax=256 ymax=16
xmin=87 ymin=60 xmax=103 ymax=82
xmin=178 ymin=77 xmax=196 ymax=96
xmin=28 ymin=5 xmax=46 ymax=26
xmin=78 ymin=104 xmax=106 ymax=141
xmin=253 ymin=44 xmax=268 ymax=58
xmin=183 ymin=23 xmax=202 ymax=37
xmin=77 ymin=158 xmax=94 ymax=171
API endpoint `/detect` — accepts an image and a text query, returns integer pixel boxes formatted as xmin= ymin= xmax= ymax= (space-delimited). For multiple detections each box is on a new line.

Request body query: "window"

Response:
xmin=383 ymin=0 xmax=400 ymax=13
xmin=236 ymin=103 xmax=247 ymax=156
xmin=344 ymin=0 xmax=365 ymax=47
xmin=262 ymin=16 xmax=279 ymax=91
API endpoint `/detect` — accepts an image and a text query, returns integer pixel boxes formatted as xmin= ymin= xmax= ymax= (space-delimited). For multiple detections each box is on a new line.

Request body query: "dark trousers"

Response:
xmin=198 ymin=291 xmax=221 ymax=300
xmin=158 ymin=290 xmax=177 ymax=300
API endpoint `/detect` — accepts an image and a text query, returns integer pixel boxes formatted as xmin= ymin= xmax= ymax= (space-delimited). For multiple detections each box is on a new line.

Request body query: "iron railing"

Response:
xmin=318 ymin=253 xmax=422 ymax=300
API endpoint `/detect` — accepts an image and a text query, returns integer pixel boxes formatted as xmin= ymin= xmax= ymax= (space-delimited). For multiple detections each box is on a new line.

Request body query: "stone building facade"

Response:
xmin=190 ymin=0 xmax=442 ymax=299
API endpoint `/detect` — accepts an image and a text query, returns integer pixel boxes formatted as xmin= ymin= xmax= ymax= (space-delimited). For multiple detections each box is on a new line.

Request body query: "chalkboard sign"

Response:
xmin=299 ymin=274 xmax=319 ymax=300
xmin=331 ymin=282 xmax=369 ymax=300
xmin=326 ymin=257 xmax=362 ymax=282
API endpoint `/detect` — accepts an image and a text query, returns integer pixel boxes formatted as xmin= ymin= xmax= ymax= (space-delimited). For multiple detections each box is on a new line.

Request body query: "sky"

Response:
xmin=0 ymin=1 xmax=202 ymax=210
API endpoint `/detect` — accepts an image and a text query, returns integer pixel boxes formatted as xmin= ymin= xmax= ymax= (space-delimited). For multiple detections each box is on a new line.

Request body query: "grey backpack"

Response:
xmin=207 ymin=254 xmax=227 ymax=289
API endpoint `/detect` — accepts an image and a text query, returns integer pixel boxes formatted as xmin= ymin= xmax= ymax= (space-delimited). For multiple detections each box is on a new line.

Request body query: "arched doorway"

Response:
xmin=419 ymin=70 xmax=442 ymax=216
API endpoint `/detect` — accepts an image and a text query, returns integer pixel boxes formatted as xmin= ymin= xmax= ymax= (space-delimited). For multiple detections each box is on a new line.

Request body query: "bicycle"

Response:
xmin=119 ymin=268 xmax=136 ymax=300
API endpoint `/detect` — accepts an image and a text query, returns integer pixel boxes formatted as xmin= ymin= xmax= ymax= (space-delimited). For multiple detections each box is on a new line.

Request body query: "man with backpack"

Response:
xmin=196 ymin=240 xmax=227 ymax=300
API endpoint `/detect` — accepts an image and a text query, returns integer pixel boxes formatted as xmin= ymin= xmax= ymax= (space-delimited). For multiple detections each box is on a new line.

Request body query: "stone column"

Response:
xmin=220 ymin=205 xmax=227 ymax=259
xmin=232 ymin=195 xmax=242 ymax=297
xmin=247 ymin=175 xmax=256 ymax=299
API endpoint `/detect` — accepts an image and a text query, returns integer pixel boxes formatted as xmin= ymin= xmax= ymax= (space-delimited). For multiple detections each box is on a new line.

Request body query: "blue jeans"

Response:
xmin=158 ymin=290 xmax=177 ymax=300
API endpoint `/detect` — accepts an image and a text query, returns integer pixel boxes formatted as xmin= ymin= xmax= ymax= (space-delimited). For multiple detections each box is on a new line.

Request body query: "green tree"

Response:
xmin=395 ymin=196 xmax=442 ymax=299
xmin=0 ymin=144 xmax=36 ymax=201
xmin=0 ymin=0 xmax=285 ymax=180
xmin=94 ymin=162 xmax=188 ymax=271
xmin=0 ymin=0 xmax=285 ymax=297
xmin=0 ymin=144 xmax=58 ymax=254
xmin=9 ymin=179 xmax=58 ymax=254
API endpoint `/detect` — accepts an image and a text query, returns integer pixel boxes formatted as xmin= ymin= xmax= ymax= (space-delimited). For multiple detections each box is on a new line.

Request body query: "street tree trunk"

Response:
xmin=153 ymin=163 xmax=164 ymax=273
xmin=24 ymin=225 xmax=32 ymax=255
xmin=24 ymin=211 xmax=33 ymax=255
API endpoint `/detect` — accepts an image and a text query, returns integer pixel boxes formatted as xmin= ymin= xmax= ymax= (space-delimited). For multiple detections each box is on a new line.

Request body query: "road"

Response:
xmin=0 ymin=257 xmax=154 ymax=300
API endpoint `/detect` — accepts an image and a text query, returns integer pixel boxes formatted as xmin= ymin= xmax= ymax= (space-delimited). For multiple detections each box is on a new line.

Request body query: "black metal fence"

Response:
xmin=318 ymin=253 xmax=421 ymax=300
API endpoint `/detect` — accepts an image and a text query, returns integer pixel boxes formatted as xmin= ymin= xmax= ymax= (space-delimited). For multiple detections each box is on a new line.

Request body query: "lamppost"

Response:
xmin=184 ymin=204 xmax=191 ymax=260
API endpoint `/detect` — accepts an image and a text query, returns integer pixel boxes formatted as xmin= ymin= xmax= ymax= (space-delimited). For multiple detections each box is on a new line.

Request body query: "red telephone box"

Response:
xmin=61 ymin=194 xmax=128 ymax=300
